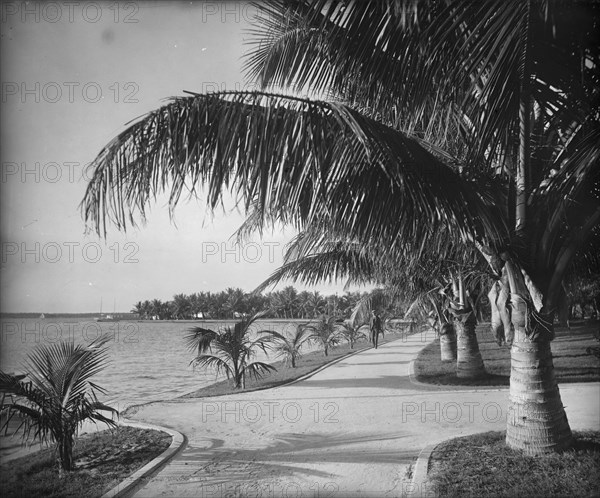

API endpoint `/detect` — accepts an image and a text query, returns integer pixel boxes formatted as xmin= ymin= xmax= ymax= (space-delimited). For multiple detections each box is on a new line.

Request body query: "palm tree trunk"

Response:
xmin=439 ymin=322 xmax=457 ymax=361
xmin=455 ymin=311 xmax=486 ymax=379
xmin=506 ymin=296 xmax=573 ymax=454
xmin=58 ymin=435 xmax=74 ymax=474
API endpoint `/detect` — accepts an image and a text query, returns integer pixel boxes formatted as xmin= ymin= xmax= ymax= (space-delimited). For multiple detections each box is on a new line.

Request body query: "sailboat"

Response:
xmin=95 ymin=297 xmax=120 ymax=322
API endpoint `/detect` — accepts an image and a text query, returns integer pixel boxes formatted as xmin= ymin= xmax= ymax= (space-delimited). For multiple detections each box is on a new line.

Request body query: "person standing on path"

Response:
xmin=371 ymin=310 xmax=383 ymax=348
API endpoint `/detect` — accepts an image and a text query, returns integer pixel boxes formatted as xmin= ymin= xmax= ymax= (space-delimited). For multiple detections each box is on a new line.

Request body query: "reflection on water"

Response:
xmin=0 ymin=318 xmax=308 ymax=410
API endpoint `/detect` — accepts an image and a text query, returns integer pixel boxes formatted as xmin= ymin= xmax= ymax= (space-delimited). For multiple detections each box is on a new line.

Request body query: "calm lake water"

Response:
xmin=0 ymin=318 xmax=307 ymax=411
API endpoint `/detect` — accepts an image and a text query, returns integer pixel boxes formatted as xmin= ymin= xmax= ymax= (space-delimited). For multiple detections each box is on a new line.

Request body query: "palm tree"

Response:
xmin=184 ymin=312 xmax=275 ymax=389
xmin=82 ymin=1 xmax=598 ymax=455
xmin=172 ymin=293 xmax=192 ymax=319
xmin=224 ymin=287 xmax=246 ymax=318
xmin=338 ymin=320 xmax=369 ymax=349
xmin=279 ymin=286 xmax=301 ymax=318
xmin=262 ymin=323 xmax=312 ymax=368
xmin=0 ymin=336 xmax=118 ymax=474
xmin=305 ymin=291 xmax=326 ymax=318
xmin=304 ymin=316 xmax=344 ymax=357
xmin=130 ymin=300 xmax=145 ymax=318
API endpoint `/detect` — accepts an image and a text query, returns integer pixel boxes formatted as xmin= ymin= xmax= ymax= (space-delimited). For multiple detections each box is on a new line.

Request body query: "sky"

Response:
xmin=0 ymin=1 xmax=360 ymax=313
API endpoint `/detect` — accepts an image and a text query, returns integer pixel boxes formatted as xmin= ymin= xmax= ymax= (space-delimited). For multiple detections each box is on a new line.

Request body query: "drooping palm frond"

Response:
xmin=184 ymin=327 xmax=219 ymax=356
xmin=242 ymin=361 xmax=278 ymax=382
xmin=532 ymin=125 xmax=600 ymax=302
xmin=254 ymin=213 xmax=490 ymax=298
xmin=81 ymin=91 xmax=505 ymax=251
xmin=189 ymin=354 xmax=234 ymax=379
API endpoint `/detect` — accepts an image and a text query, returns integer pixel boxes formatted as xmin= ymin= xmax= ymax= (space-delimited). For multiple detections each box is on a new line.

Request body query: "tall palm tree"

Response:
xmin=184 ymin=312 xmax=275 ymax=389
xmin=0 ymin=336 xmax=118 ymax=474
xmin=82 ymin=1 xmax=599 ymax=454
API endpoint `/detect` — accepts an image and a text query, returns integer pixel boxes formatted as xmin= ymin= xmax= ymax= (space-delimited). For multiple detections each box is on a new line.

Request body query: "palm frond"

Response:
xmin=242 ymin=361 xmax=277 ymax=381
xmin=184 ymin=327 xmax=218 ymax=355
xmin=190 ymin=354 xmax=234 ymax=380
xmin=82 ymin=91 xmax=505 ymax=248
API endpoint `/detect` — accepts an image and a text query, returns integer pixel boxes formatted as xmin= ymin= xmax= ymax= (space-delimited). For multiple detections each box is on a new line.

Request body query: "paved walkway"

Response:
xmin=127 ymin=332 xmax=600 ymax=497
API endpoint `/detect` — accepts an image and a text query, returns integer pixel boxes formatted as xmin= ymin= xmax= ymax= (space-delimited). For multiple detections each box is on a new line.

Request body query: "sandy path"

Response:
xmin=128 ymin=333 xmax=600 ymax=498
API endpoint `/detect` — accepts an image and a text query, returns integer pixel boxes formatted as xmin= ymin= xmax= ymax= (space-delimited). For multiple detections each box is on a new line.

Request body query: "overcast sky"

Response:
xmin=0 ymin=1 xmax=358 ymax=313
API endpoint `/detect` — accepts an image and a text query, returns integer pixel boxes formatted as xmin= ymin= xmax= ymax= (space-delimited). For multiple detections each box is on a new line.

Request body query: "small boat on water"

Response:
xmin=39 ymin=313 xmax=45 ymax=319
xmin=95 ymin=298 xmax=120 ymax=322
xmin=95 ymin=314 xmax=120 ymax=322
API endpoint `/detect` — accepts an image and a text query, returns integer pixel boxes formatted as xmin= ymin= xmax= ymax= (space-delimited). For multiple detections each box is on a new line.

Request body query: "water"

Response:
xmin=0 ymin=318 xmax=308 ymax=411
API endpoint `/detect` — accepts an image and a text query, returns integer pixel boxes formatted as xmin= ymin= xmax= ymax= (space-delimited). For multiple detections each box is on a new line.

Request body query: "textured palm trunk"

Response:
xmin=439 ymin=322 xmax=457 ymax=361
xmin=506 ymin=296 xmax=572 ymax=454
xmin=455 ymin=311 xmax=486 ymax=379
xmin=58 ymin=435 xmax=74 ymax=475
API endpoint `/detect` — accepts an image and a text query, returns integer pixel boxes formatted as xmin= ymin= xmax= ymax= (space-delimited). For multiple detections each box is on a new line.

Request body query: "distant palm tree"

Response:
xmin=130 ymin=301 xmax=144 ymax=318
xmin=304 ymin=316 xmax=344 ymax=357
xmin=0 ymin=336 xmax=118 ymax=474
xmin=262 ymin=323 xmax=312 ymax=368
xmin=305 ymin=291 xmax=326 ymax=318
xmin=184 ymin=312 xmax=275 ymax=389
xmin=172 ymin=293 xmax=192 ymax=319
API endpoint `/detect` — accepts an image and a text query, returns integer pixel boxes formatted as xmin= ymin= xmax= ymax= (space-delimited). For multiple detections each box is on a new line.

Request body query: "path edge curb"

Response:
xmin=409 ymin=442 xmax=438 ymax=497
xmin=100 ymin=420 xmax=185 ymax=498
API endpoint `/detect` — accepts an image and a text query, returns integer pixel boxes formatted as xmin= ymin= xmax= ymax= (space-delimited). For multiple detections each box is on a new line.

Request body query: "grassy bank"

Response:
xmin=0 ymin=426 xmax=170 ymax=498
xmin=414 ymin=320 xmax=600 ymax=387
xmin=178 ymin=330 xmax=407 ymax=400
xmin=427 ymin=430 xmax=600 ymax=497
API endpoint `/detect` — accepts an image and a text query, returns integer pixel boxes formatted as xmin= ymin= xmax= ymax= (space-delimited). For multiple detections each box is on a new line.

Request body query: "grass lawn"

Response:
xmin=175 ymin=329 xmax=408 ymax=400
xmin=414 ymin=320 xmax=600 ymax=387
xmin=0 ymin=427 xmax=171 ymax=498
xmin=427 ymin=430 xmax=600 ymax=497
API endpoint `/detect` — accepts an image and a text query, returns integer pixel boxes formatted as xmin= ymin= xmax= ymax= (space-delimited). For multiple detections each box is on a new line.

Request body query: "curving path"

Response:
xmin=126 ymin=331 xmax=600 ymax=497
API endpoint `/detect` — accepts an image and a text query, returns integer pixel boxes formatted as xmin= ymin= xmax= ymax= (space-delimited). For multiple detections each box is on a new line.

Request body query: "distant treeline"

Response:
xmin=1 ymin=312 xmax=100 ymax=319
xmin=130 ymin=286 xmax=382 ymax=321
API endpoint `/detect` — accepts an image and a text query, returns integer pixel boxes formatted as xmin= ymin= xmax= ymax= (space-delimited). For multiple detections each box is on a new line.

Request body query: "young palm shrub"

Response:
xmin=304 ymin=316 xmax=344 ymax=356
xmin=184 ymin=312 xmax=276 ymax=389
xmin=338 ymin=320 xmax=369 ymax=349
xmin=262 ymin=323 xmax=312 ymax=368
xmin=0 ymin=335 xmax=118 ymax=475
